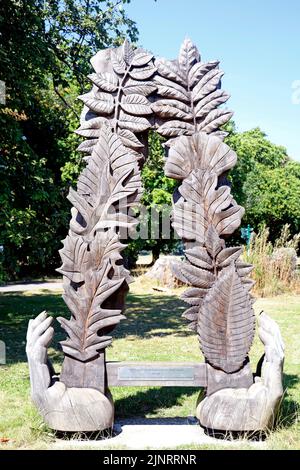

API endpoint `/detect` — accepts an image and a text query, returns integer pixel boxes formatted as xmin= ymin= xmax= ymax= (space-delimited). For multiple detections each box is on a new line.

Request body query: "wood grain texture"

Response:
xmin=26 ymin=311 xmax=114 ymax=432
xmin=197 ymin=313 xmax=285 ymax=432
xmin=198 ymin=265 xmax=255 ymax=373
xmin=77 ymin=40 xmax=156 ymax=160
xmin=166 ymin=125 xmax=255 ymax=376
xmin=58 ymin=126 xmax=140 ymax=357
xmin=206 ymin=362 xmax=253 ymax=396
xmin=153 ymin=39 xmax=233 ymax=141
xmin=57 ymin=124 xmax=142 ymax=389
xmin=164 ymin=132 xmax=237 ymax=181
xmin=173 ymin=169 xmax=244 ymax=243
xmin=27 ymin=39 xmax=278 ymax=434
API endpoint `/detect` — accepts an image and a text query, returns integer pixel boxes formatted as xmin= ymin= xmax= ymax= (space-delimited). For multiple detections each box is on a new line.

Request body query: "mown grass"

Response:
xmin=0 ymin=278 xmax=299 ymax=450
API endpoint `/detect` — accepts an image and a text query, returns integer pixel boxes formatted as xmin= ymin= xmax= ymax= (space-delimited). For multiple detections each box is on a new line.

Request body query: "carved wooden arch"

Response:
xmin=55 ymin=39 xmax=256 ymax=396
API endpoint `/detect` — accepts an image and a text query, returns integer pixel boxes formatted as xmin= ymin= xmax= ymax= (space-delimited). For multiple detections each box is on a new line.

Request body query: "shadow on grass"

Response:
xmin=113 ymin=386 xmax=197 ymax=418
xmin=0 ymin=291 xmax=192 ymax=364
xmin=279 ymin=374 xmax=300 ymax=429
xmin=1 ymin=290 xmax=299 ymax=434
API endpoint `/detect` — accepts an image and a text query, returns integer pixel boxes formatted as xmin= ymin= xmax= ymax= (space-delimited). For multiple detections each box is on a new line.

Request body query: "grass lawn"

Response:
xmin=0 ymin=277 xmax=299 ymax=450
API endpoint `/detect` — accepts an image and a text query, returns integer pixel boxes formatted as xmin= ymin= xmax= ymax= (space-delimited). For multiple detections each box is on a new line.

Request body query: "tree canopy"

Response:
xmin=226 ymin=126 xmax=300 ymax=240
xmin=0 ymin=0 xmax=138 ymax=279
xmin=0 ymin=2 xmax=299 ymax=280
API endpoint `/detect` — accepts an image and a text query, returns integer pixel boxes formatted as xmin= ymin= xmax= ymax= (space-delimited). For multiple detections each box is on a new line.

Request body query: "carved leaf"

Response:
xmin=129 ymin=63 xmax=156 ymax=80
xmin=58 ymin=231 xmax=128 ymax=361
xmin=118 ymin=129 xmax=144 ymax=149
xmin=76 ymin=116 xmax=109 ymax=133
xmin=178 ymin=39 xmax=200 ymax=75
xmin=78 ymin=92 xmax=114 ymax=115
xmin=154 ymin=75 xmax=189 ymax=102
xmin=212 ymin=130 xmax=229 ymax=141
xmin=241 ymin=278 xmax=256 ymax=292
xmin=123 ymin=79 xmax=157 ymax=96
xmin=88 ymin=72 xmax=119 ymax=92
xmin=131 ymin=51 xmax=154 ymax=67
xmin=77 ymin=138 xmax=98 ymax=153
xmin=156 ymin=85 xmax=189 ymax=103
xmin=155 ymin=58 xmax=186 ymax=86
xmin=172 ymin=198 xmax=205 ymax=241
xmin=76 ymin=128 xmax=101 ymax=139
xmin=57 ymin=235 xmax=90 ymax=283
xmin=172 ymin=261 xmax=214 ymax=288
xmin=192 ymin=69 xmax=224 ymax=103
xmin=165 ymin=132 xmax=237 ymax=180
xmin=111 ymin=47 xmax=126 ymax=74
xmin=176 ymin=169 xmax=244 ymax=243
xmin=153 ymin=41 xmax=232 ymax=138
xmin=198 ymin=108 xmax=234 ymax=133
xmin=121 ymin=94 xmax=152 ymax=115
xmin=58 ymin=123 xmax=142 ymax=361
xmin=205 ymin=225 xmax=224 ymax=258
xmin=157 ymin=120 xmax=194 ymax=137
xmin=123 ymin=39 xmax=134 ymax=65
xmin=152 ymin=100 xmax=192 ymax=120
xmin=188 ymin=61 xmax=219 ymax=87
xmin=181 ymin=287 xmax=208 ymax=306
xmin=236 ymin=262 xmax=254 ymax=278
xmin=185 ymin=245 xmax=213 ymax=269
xmin=216 ymin=247 xmax=242 ymax=268
xmin=118 ymin=110 xmax=151 ymax=132
xmin=182 ymin=306 xmax=199 ymax=322
xmin=76 ymin=116 xmax=111 ymax=140
xmin=198 ymin=265 xmax=255 ymax=373
xmin=69 ymin=125 xmax=142 ymax=236
xmin=195 ymin=90 xmax=230 ymax=119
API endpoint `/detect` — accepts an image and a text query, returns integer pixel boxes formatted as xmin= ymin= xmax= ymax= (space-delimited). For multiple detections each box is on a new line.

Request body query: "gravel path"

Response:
xmin=0 ymin=281 xmax=62 ymax=293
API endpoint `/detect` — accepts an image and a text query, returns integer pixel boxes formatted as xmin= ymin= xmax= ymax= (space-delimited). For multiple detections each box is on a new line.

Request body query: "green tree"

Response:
xmin=225 ymin=126 xmax=300 ymax=240
xmin=0 ymin=0 xmax=138 ymax=279
xmin=124 ymin=132 xmax=179 ymax=267
xmin=226 ymin=127 xmax=289 ymax=206
xmin=140 ymin=132 xmax=179 ymax=262
xmin=243 ymin=163 xmax=300 ymax=237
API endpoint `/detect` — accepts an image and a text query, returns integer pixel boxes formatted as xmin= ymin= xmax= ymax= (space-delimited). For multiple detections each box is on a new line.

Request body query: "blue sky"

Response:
xmin=125 ymin=0 xmax=300 ymax=161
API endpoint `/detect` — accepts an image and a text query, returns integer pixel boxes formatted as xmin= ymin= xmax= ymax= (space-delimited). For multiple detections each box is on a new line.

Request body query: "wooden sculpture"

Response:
xmin=26 ymin=39 xmax=284 ymax=434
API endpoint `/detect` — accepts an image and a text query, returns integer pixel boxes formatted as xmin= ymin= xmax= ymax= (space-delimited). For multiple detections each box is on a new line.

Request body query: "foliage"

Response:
xmin=124 ymin=132 xmax=180 ymax=267
xmin=137 ymin=131 xmax=179 ymax=262
xmin=243 ymin=163 xmax=300 ymax=237
xmin=226 ymin=126 xmax=289 ymax=203
xmin=226 ymin=127 xmax=300 ymax=241
xmin=0 ymin=0 xmax=138 ymax=279
xmin=244 ymin=225 xmax=300 ymax=297
xmin=1 ymin=1 xmax=299 ymax=281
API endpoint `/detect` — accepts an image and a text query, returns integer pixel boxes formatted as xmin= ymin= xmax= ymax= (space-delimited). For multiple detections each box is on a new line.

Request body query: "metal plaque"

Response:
xmin=118 ymin=366 xmax=195 ymax=381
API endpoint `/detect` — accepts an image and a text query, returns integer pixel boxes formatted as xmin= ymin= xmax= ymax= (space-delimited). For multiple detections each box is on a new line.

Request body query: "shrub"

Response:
xmin=244 ymin=225 xmax=300 ymax=297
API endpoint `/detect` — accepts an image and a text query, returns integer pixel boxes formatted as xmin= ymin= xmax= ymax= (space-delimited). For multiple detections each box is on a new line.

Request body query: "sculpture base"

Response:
xmin=41 ymin=385 xmax=114 ymax=433
xmin=196 ymin=382 xmax=280 ymax=433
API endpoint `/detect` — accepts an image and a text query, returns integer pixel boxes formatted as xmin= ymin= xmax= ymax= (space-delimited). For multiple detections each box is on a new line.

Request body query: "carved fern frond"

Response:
xmin=198 ymin=265 xmax=255 ymax=373
xmin=167 ymin=131 xmax=255 ymax=363
xmin=68 ymin=125 xmax=142 ymax=238
xmin=173 ymin=169 xmax=244 ymax=244
xmin=57 ymin=125 xmax=141 ymax=361
xmin=76 ymin=40 xmax=157 ymax=157
xmin=153 ymin=39 xmax=233 ymax=140
xmin=57 ymin=230 xmax=127 ymax=361
xmin=164 ymin=132 xmax=237 ymax=180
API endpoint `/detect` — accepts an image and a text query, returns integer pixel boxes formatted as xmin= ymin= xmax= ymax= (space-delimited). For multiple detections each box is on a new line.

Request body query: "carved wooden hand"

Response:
xmin=26 ymin=311 xmax=114 ymax=432
xmin=197 ymin=312 xmax=285 ymax=432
